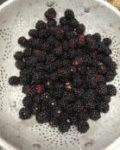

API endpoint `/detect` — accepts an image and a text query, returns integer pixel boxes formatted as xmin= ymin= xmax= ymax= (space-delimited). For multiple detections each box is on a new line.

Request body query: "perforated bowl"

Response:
xmin=0 ymin=0 xmax=120 ymax=150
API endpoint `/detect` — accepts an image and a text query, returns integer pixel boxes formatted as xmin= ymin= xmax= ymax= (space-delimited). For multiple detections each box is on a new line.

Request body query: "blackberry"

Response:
xmin=49 ymin=119 xmax=58 ymax=127
xmin=35 ymin=20 xmax=46 ymax=30
xmin=103 ymin=38 xmax=112 ymax=46
xmin=9 ymin=76 xmax=20 ymax=86
xmin=14 ymin=51 xmax=23 ymax=60
xmin=93 ymin=33 xmax=101 ymax=41
xmin=107 ymin=85 xmax=117 ymax=96
xmin=60 ymin=17 xmax=67 ymax=26
xmin=76 ymin=24 xmax=85 ymax=34
xmin=77 ymin=121 xmax=89 ymax=133
xmin=102 ymin=95 xmax=111 ymax=103
xmin=89 ymin=110 xmax=101 ymax=121
xmin=47 ymin=19 xmax=57 ymax=27
xmin=18 ymin=36 xmax=28 ymax=47
xmin=74 ymin=101 xmax=83 ymax=112
xmin=64 ymin=9 xmax=74 ymax=20
xmin=100 ymin=102 xmax=109 ymax=113
xmin=45 ymin=8 xmax=56 ymax=20
xmin=26 ymin=56 xmax=38 ymax=67
xmin=32 ymin=103 xmax=41 ymax=114
xmin=63 ymin=92 xmax=75 ymax=103
xmin=74 ymin=88 xmax=84 ymax=98
xmin=23 ymin=96 xmax=33 ymax=108
xmin=96 ymin=84 xmax=107 ymax=95
xmin=58 ymin=122 xmax=70 ymax=133
xmin=29 ymin=29 xmax=39 ymax=38
xmin=78 ymin=34 xmax=85 ymax=46
xmin=33 ymin=95 xmax=42 ymax=104
xmin=24 ymin=48 xmax=32 ymax=57
xmin=53 ymin=107 xmax=62 ymax=118
xmin=19 ymin=107 xmax=32 ymax=120
xmin=48 ymin=99 xmax=57 ymax=108
xmin=105 ymin=71 xmax=116 ymax=82
xmin=36 ymin=111 xmax=50 ymax=123
xmin=41 ymin=92 xmax=50 ymax=101
xmin=53 ymin=46 xmax=63 ymax=56
xmin=70 ymin=18 xmax=79 ymax=28
xmin=15 ymin=60 xmax=25 ymax=70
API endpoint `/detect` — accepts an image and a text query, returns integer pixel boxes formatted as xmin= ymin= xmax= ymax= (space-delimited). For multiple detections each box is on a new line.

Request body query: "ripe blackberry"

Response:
xmin=96 ymin=84 xmax=107 ymax=95
xmin=35 ymin=20 xmax=46 ymax=30
xmin=48 ymin=99 xmax=57 ymax=108
xmin=64 ymin=9 xmax=74 ymax=20
xmin=89 ymin=110 xmax=101 ymax=121
xmin=107 ymin=85 xmax=117 ymax=96
xmin=19 ymin=107 xmax=32 ymax=120
xmin=32 ymin=103 xmax=41 ymax=114
xmin=63 ymin=92 xmax=75 ymax=103
xmin=45 ymin=8 xmax=56 ymax=20
xmin=47 ymin=19 xmax=57 ymax=27
xmin=24 ymin=48 xmax=32 ymax=57
xmin=53 ymin=46 xmax=63 ymax=56
xmin=23 ymin=96 xmax=33 ymax=108
xmin=14 ymin=51 xmax=23 ymax=60
xmin=33 ymin=95 xmax=42 ymax=104
xmin=70 ymin=18 xmax=79 ymax=28
xmin=78 ymin=34 xmax=85 ymax=46
xmin=100 ymin=102 xmax=109 ymax=113
xmin=53 ymin=107 xmax=62 ymax=118
xmin=103 ymin=38 xmax=112 ymax=46
xmin=73 ymin=74 xmax=82 ymax=87
xmin=60 ymin=17 xmax=67 ymax=26
xmin=9 ymin=76 xmax=20 ymax=86
xmin=77 ymin=121 xmax=89 ymax=133
xmin=74 ymin=101 xmax=83 ymax=112
xmin=26 ymin=56 xmax=38 ymax=67
xmin=49 ymin=119 xmax=58 ymax=127
xmin=15 ymin=60 xmax=25 ymax=70
xmin=74 ymin=88 xmax=84 ymax=98
xmin=105 ymin=71 xmax=116 ymax=82
xmin=18 ymin=36 xmax=28 ymax=47
xmin=41 ymin=92 xmax=50 ymax=101
xmin=93 ymin=33 xmax=101 ymax=41
xmin=36 ymin=111 xmax=50 ymax=123
xmin=58 ymin=122 xmax=70 ymax=133
xmin=76 ymin=24 xmax=85 ymax=34
xmin=28 ymin=29 xmax=39 ymax=38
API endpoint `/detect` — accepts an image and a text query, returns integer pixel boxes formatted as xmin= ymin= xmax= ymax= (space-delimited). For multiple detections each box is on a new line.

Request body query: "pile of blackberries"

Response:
xmin=9 ymin=8 xmax=117 ymax=133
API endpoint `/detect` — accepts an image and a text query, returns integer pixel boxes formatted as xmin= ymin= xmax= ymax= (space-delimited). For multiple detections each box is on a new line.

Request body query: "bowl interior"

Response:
xmin=0 ymin=0 xmax=120 ymax=150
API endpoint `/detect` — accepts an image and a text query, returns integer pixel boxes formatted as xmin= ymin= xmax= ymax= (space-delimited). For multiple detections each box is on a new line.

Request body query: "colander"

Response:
xmin=0 ymin=0 xmax=120 ymax=150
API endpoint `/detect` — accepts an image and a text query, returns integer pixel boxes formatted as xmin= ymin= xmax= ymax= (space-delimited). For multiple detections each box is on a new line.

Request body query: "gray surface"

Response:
xmin=0 ymin=0 xmax=120 ymax=150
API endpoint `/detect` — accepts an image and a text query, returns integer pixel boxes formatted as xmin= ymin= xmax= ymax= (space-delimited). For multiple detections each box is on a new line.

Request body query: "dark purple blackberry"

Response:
xmin=63 ymin=92 xmax=75 ymax=103
xmin=79 ymin=111 xmax=89 ymax=121
xmin=23 ymin=48 xmax=32 ymax=57
xmin=19 ymin=107 xmax=32 ymax=120
xmin=76 ymin=24 xmax=85 ymax=34
xmin=23 ymin=96 xmax=33 ymax=108
xmin=70 ymin=18 xmax=79 ymax=28
xmin=105 ymin=71 xmax=116 ymax=82
xmin=48 ymin=99 xmax=57 ymax=108
xmin=33 ymin=95 xmax=41 ymax=104
xmin=9 ymin=76 xmax=20 ymax=86
xmin=74 ymin=100 xmax=83 ymax=112
xmin=73 ymin=74 xmax=82 ymax=87
xmin=28 ymin=29 xmax=39 ymax=38
xmin=32 ymin=103 xmax=41 ymax=114
xmin=45 ymin=8 xmax=56 ymax=20
xmin=96 ymin=84 xmax=107 ymax=95
xmin=35 ymin=20 xmax=46 ymax=30
xmin=53 ymin=46 xmax=63 ymax=56
xmin=93 ymin=33 xmax=101 ymax=41
xmin=26 ymin=56 xmax=38 ymax=67
xmin=89 ymin=110 xmax=101 ymax=121
xmin=15 ymin=60 xmax=25 ymax=70
xmin=60 ymin=17 xmax=67 ymax=26
xmin=40 ymin=92 xmax=50 ymax=101
xmin=64 ymin=9 xmax=74 ymax=20
xmin=77 ymin=121 xmax=89 ymax=133
xmin=58 ymin=122 xmax=70 ymax=133
xmin=49 ymin=119 xmax=58 ymax=127
xmin=36 ymin=63 xmax=45 ymax=71
xmin=107 ymin=85 xmax=117 ymax=96
xmin=103 ymin=38 xmax=112 ymax=46
xmin=36 ymin=111 xmax=50 ymax=123
xmin=14 ymin=51 xmax=23 ymax=60
xmin=102 ymin=95 xmax=111 ymax=103
xmin=18 ymin=36 xmax=28 ymax=47
xmin=74 ymin=88 xmax=84 ymax=98
xmin=20 ymin=75 xmax=31 ymax=85
xmin=47 ymin=19 xmax=57 ymax=27
xmin=100 ymin=102 xmax=109 ymax=113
